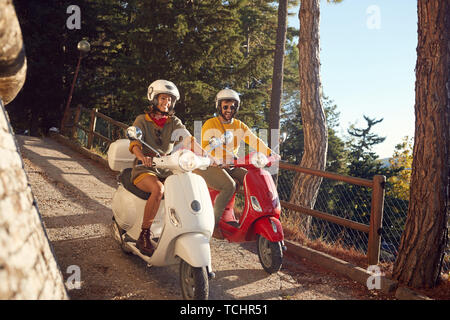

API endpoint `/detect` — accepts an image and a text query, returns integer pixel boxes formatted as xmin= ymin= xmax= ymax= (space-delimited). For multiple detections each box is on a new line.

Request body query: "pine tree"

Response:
xmin=346 ymin=116 xmax=388 ymax=179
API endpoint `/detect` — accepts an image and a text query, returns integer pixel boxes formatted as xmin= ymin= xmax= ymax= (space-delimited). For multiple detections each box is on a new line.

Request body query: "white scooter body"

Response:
xmin=108 ymin=139 xmax=215 ymax=274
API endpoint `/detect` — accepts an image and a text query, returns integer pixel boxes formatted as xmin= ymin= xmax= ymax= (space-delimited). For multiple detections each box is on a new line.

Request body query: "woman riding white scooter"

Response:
xmin=108 ymin=126 xmax=216 ymax=299
xmin=128 ymin=80 xmax=214 ymax=257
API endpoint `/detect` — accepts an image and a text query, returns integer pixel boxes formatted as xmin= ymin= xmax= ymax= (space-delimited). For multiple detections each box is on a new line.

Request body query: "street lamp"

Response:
xmin=60 ymin=40 xmax=90 ymax=134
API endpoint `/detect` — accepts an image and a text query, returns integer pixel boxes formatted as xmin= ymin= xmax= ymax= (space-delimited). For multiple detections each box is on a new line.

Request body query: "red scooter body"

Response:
xmin=209 ymin=153 xmax=284 ymax=243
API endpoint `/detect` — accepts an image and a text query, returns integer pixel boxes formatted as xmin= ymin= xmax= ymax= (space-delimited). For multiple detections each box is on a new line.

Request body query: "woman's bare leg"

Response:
xmin=134 ymin=175 xmax=164 ymax=256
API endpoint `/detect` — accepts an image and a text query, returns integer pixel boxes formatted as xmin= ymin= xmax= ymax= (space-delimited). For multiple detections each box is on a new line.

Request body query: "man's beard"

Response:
xmin=220 ymin=110 xmax=235 ymax=122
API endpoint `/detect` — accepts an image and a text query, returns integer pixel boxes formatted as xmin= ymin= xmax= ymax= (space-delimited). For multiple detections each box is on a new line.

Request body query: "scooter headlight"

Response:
xmin=250 ymin=152 xmax=269 ymax=168
xmin=178 ymin=150 xmax=198 ymax=172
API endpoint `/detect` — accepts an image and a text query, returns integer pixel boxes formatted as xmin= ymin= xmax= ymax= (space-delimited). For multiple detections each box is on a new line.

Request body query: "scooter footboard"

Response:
xmin=174 ymin=233 xmax=212 ymax=269
xmin=253 ymin=217 xmax=284 ymax=242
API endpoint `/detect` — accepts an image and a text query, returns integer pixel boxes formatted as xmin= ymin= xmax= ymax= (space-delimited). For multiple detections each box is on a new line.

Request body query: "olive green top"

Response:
xmin=129 ymin=113 xmax=187 ymax=182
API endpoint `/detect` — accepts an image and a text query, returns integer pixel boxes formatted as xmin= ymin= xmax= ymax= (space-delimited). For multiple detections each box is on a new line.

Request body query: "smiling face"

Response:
xmin=219 ymin=99 xmax=237 ymax=121
xmin=156 ymin=93 xmax=173 ymax=113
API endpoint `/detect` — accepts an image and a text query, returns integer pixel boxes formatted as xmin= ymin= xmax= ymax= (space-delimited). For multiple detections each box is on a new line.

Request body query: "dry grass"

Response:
xmin=282 ymin=215 xmax=450 ymax=300
xmin=416 ymin=275 xmax=450 ymax=300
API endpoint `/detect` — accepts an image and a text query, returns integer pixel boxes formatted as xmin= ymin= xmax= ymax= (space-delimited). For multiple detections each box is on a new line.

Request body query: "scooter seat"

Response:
xmin=118 ymin=168 xmax=151 ymax=200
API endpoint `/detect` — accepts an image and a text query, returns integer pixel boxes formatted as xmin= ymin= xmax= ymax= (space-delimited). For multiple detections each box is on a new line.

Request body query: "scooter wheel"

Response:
xmin=179 ymin=260 xmax=209 ymax=300
xmin=256 ymin=235 xmax=283 ymax=274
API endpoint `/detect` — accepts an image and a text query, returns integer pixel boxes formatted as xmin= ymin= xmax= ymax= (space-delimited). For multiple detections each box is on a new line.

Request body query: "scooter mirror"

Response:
xmin=222 ymin=131 xmax=234 ymax=145
xmin=208 ymin=137 xmax=222 ymax=149
xmin=127 ymin=126 xmax=143 ymax=141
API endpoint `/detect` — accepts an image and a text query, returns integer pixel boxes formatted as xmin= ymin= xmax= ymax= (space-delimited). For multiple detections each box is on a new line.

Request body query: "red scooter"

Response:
xmin=209 ymin=152 xmax=286 ymax=274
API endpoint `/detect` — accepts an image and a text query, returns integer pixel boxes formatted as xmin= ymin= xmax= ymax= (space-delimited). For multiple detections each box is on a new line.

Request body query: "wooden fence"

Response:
xmin=62 ymin=106 xmax=386 ymax=266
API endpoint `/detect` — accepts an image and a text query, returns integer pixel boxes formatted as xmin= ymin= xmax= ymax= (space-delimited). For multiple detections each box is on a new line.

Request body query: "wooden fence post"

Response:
xmin=71 ymin=105 xmax=82 ymax=139
xmin=87 ymin=108 xmax=97 ymax=149
xmin=367 ymin=174 xmax=386 ymax=266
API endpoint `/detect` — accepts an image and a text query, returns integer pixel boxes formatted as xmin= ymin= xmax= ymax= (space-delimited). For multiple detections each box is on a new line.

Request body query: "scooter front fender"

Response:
xmin=174 ymin=233 xmax=212 ymax=269
xmin=253 ymin=217 xmax=284 ymax=242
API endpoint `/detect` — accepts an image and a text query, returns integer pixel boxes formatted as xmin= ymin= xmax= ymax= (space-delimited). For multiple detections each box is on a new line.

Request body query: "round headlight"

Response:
xmin=250 ymin=152 xmax=269 ymax=168
xmin=178 ymin=150 xmax=198 ymax=171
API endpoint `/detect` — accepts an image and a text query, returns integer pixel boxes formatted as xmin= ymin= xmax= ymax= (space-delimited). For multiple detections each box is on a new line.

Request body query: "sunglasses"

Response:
xmin=222 ymin=104 xmax=236 ymax=111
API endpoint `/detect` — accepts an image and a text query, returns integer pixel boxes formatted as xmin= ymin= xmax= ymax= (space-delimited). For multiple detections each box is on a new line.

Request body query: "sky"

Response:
xmin=288 ymin=0 xmax=417 ymax=158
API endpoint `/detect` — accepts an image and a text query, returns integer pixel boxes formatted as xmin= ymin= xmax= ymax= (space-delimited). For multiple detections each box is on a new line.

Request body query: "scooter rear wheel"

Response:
xmin=256 ymin=235 xmax=283 ymax=274
xmin=179 ymin=260 xmax=209 ymax=300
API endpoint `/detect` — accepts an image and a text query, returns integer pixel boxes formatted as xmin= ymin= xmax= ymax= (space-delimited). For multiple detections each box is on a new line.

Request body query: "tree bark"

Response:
xmin=0 ymin=1 xmax=67 ymax=299
xmin=289 ymin=0 xmax=328 ymax=235
xmin=269 ymin=0 xmax=288 ymax=150
xmin=0 ymin=0 xmax=27 ymax=104
xmin=392 ymin=0 xmax=449 ymax=289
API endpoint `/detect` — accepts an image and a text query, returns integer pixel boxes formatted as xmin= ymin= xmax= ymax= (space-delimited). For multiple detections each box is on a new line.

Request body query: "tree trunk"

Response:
xmin=0 ymin=0 xmax=27 ymax=105
xmin=269 ymin=0 xmax=288 ymax=150
xmin=0 ymin=1 xmax=68 ymax=299
xmin=392 ymin=0 xmax=449 ymax=289
xmin=289 ymin=0 xmax=328 ymax=236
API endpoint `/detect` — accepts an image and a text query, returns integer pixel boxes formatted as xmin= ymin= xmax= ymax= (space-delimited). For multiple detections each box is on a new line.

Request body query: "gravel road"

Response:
xmin=17 ymin=134 xmax=384 ymax=300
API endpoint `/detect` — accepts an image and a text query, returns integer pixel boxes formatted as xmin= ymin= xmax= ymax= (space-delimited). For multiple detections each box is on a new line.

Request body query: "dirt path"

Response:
xmin=17 ymin=135 xmax=385 ymax=300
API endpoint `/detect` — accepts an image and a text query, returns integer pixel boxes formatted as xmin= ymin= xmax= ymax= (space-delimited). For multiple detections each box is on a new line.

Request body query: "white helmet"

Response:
xmin=147 ymin=79 xmax=180 ymax=110
xmin=215 ymin=88 xmax=240 ymax=114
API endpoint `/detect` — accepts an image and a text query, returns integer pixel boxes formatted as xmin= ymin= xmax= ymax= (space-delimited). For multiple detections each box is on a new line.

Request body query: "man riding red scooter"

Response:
xmin=194 ymin=89 xmax=286 ymax=273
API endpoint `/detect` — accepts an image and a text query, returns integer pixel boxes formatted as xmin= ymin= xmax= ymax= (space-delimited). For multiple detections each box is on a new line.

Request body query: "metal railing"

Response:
xmin=277 ymin=162 xmax=385 ymax=266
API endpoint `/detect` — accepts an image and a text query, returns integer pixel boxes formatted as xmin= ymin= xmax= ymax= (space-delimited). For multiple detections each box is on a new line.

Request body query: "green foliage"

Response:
xmin=9 ymin=0 xmax=296 ymax=135
xmin=346 ymin=116 xmax=400 ymax=183
xmin=387 ymin=136 xmax=413 ymax=201
xmin=90 ymin=0 xmax=285 ymax=132
xmin=7 ymin=0 xmax=94 ymax=134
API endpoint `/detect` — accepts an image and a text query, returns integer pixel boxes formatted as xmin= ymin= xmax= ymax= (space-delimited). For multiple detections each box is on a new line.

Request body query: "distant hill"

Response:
xmin=377 ymin=158 xmax=392 ymax=168
xmin=377 ymin=158 xmax=412 ymax=170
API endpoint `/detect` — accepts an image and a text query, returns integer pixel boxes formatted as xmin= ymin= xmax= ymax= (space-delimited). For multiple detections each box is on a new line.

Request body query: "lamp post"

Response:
xmin=61 ymin=40 xmax=90 ymax=134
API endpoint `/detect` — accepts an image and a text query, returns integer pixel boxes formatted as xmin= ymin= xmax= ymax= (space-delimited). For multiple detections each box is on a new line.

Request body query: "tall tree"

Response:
xmin=289 ymin=0 xmax=328 ymax=235
xmin=268 ymin=0 xmax=288 ymax=149
xmin=392 ymin=0 xmax=449 ymax=289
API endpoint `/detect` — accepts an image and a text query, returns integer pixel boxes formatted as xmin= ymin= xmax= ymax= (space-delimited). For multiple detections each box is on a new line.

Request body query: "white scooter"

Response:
xmin=107 ymin=126 xmax=215 ymax=300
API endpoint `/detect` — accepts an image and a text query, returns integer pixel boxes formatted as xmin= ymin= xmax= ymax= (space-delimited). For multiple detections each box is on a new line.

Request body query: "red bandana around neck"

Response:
xmin=151 ymin=114 xmax=168 ymax=128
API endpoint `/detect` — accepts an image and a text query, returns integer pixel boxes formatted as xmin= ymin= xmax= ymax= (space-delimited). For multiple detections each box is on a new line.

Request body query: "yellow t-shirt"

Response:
xmin=201 ymin=117 xmax=271 ymax=163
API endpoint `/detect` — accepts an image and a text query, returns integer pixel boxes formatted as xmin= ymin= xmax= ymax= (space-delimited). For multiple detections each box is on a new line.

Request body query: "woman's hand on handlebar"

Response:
xmin=132 ymin=145 xmax=153 ymax=167
xmin=138 ymin=155 xmax=153 ymax=167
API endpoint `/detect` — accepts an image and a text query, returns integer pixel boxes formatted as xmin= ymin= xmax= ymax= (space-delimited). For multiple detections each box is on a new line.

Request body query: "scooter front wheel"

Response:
xmin=179 ymin=260 xmax=209 ymax=300
xmin=256 ymin=235 xmax=283 ymax=274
